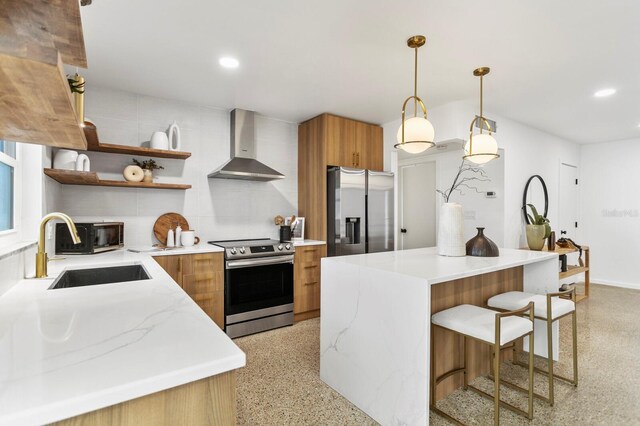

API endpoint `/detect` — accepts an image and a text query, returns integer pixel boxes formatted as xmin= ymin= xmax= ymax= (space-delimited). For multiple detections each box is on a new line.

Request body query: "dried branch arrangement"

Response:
xmin=436 ymin=158 xmax=490 ymax=202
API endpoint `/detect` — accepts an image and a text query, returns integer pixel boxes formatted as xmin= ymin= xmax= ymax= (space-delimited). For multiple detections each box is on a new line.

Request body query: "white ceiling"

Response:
xmin=77 ymin=0 xmax=640 ymax=144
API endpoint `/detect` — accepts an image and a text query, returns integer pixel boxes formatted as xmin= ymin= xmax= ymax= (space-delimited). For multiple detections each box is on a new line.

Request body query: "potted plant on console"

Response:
xmin=525 ymin=203 xmax=551 ymax=250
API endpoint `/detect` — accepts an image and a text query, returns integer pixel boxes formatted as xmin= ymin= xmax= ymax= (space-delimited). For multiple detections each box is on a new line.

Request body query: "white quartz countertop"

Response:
xmin=127 ymin=243 xmax=224 ymax=256
xmin=0 ymin=249 xmax=245 ymax=426
xmin=292 ymin=240 xmax=326 ymax=247
xmin=323 ymin=247 xmax=558 ymax=285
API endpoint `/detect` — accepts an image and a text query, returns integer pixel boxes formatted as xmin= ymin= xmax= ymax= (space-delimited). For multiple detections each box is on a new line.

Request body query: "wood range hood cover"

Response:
xmin=208 ymin=109 xmax=285 ymax=182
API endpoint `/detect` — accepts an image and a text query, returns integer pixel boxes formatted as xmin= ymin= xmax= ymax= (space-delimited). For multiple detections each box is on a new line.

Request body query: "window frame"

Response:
xmin=0 ymin=143 xmax=18 ymax=236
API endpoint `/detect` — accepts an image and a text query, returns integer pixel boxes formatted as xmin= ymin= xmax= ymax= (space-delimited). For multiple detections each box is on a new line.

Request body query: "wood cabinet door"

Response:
xmin=182 ymin=253 xmax=225 ymax=329
xmin=354 ymin=122 xmax=383 ymax=170
xmin=153 ymin=255 xmax=183 ymax=286
xmin=294 ymin=245 xmax=326 ymax=319
xmin=325 ymin=115 xmax=358 ymax=168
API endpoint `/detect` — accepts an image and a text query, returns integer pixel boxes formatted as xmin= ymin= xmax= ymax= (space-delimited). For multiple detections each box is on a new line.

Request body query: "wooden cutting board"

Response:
xmin=153 ymin=213 xmax=190 ymax=245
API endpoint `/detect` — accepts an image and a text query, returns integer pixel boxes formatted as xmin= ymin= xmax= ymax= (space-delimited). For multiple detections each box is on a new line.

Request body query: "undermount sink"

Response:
xmin=50 ymin=264 xmax=150 ymax=290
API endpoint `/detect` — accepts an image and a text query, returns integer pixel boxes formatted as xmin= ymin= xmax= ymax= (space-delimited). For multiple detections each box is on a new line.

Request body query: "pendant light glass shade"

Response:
xmin=464 ymin=67 xmax=499 ymax=164
xmin=394 ymin=35 xmax=435 ymax=154
xmin=464 ymin=133 xmax=498 ymax=164
xmin=396 ymin=116 xmax=434 ymax=153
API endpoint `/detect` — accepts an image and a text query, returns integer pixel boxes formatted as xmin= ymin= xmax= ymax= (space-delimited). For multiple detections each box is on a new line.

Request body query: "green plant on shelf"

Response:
xmin=132 ymin=158 xmax=164 ymax=171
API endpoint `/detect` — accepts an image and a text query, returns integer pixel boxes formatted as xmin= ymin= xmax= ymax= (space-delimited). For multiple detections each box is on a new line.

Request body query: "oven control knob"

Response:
xmin=230 ymin=247 xmax=237 ymax=255
xmin=239 ymin=247 xmax=245 ymax=254
xmin=278 ymin=244 xmax=283 ymax=251
xmin=285 ymin=244 xmax=291 ymax=250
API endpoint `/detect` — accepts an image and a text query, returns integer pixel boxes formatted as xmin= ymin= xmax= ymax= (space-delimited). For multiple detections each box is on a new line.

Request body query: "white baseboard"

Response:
xmin=591 ymin=278 xmax=640 ymax=290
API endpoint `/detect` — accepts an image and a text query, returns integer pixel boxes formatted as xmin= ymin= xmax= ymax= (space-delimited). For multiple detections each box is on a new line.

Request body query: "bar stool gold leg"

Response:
xmin=572 ymin=309 xmax=578 ymax=386
xmin=528 ymin=311 xmax=535 ymax=420
xmin=430 ymin=323 xmax=436 ymax=407
xmin=494 ymin=324 xmax=501 ymax=426
xmin=546 ymin=301 xmax=555 ymax=407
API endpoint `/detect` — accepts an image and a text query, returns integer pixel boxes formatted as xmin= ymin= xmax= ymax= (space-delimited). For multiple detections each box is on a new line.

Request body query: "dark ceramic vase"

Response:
xmin=466 ymin=227 xmax=499 ymax=257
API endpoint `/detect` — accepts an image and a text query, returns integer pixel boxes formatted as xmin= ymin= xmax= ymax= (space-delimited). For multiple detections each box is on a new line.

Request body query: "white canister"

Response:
xmin=437 ymin=202 xmax=466 ymax=257
xmin=180 ymin=230 xmax=200 ymax=247
xmin=53 ymin=149 xmax=79 ymax=170
xmin=150 ymin=131 xmax=169 ymax=150
xmin=166 ymin=228 xmax=175 ymax=248
xmin=175 ymin=224 xmax=182 ymax=247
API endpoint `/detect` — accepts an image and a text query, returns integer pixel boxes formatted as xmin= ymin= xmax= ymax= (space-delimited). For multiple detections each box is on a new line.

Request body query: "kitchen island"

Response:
xmin=320 ymin=247 xmax=558 ymax=426
xmin=0 ymin=248 xmax=245 ymax=425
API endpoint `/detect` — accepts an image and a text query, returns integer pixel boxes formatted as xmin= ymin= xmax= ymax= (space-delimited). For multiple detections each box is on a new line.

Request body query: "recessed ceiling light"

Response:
xmin=593 ymin=88 xmax=616 ymax=97
xmin=219 ymin=57 xmax=239 ymax=69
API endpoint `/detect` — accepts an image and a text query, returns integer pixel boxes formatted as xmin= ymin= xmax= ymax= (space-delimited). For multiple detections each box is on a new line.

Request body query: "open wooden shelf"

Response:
xmin=0 ymin=0 xmax=88 ymax=149
xmin=44 ymin=169 xmax=191 ymax=190
xmin=559 ymin=265 xmax=588 ymax=280
xmin=83 ymin=123 xmax=192 ymax=160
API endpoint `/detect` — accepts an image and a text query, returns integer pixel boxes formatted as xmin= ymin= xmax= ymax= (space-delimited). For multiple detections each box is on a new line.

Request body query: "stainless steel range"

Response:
xmin=209 ymin=238 xmax=295 ymax=338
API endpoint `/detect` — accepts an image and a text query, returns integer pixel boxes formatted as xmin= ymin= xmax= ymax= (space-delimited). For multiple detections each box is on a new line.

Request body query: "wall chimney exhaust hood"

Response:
xmin=208 ymin=109 xmax=285 ymax=182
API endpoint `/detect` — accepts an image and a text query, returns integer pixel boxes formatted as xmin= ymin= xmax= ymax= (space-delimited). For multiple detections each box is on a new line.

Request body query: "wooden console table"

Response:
xmin=544 ymin=245 xmax=590 ymax=302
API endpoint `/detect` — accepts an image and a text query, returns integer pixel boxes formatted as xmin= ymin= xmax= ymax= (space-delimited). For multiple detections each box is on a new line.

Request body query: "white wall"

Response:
xmin=48 ymin=86 xmax=298 ymax=246
xmin=396 ymin=148 xmax=505 ymax=247
xmin=384 ymin=101 xmax=580 ymax=249
xmin=579 ymin=138 xmax=640 ymax=288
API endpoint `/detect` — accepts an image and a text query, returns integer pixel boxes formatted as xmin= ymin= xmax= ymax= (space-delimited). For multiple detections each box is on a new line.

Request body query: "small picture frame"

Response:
xmin=285 ymin=217 xmax=305 ymax=241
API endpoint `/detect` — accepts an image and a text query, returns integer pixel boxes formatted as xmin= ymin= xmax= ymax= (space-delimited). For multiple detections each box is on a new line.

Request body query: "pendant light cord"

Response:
xmin=414 ymin=46 xmax=418 ymax=117
xmin=479 ymin=74 xmax=483 ymax=134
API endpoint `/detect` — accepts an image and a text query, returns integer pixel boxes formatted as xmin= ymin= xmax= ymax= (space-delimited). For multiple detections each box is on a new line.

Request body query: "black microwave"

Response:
xmin=55 ymin=222 xmax=124 ymax=255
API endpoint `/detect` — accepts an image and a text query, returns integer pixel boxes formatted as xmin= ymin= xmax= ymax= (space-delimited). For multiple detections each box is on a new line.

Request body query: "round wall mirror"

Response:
xmin=522 ymin=175 xmax=548 ymax=224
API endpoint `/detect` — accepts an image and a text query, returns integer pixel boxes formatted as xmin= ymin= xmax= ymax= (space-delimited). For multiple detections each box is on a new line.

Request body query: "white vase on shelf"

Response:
xmin=437 ymin=202 xmax=465 ymax=257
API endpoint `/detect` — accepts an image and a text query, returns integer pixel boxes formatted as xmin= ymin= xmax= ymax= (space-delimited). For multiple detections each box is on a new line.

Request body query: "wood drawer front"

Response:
xmin=295 ymin=245 xmax=324 ymax=263
xmin=294 ymin=277 xmax=320 ymax=313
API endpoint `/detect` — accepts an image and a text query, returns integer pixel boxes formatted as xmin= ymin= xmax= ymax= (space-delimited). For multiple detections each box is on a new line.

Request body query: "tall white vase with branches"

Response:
xmin=436 ymin=159 xmax=490 ymax=257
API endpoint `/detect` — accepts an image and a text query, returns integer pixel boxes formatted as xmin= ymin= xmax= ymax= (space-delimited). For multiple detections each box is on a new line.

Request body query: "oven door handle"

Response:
xmin=226 ymin=255 xmax=294 ymax=269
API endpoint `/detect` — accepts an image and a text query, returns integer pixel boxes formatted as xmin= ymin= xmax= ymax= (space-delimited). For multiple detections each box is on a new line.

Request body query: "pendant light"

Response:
xmin=463 ymin=67 xmax=499 ymax=164
xmin=394 ymin=35 xmax=435 ymax=154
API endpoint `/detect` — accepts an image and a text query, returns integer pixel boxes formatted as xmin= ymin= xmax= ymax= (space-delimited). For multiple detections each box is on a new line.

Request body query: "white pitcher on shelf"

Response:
xmin=167 ymin=121 xmax=181 ymax=151
xmin=53 ymin=149 xmax=90 ymax=172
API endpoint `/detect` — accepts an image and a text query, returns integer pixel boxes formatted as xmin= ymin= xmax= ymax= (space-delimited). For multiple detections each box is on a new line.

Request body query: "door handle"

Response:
xmin=352 ymin=152 xmax=356 ymax=167
xmin=560 ymin=230 xmax=567 ymax=235
xmin=400 ymin=228 xmax=407 ymax=233
xmin=356 ymin=152 xmax=360 ymax=167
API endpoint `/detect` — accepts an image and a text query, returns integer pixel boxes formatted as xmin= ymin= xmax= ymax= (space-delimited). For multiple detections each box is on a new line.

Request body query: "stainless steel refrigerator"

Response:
xmin=327 ymin=167 xmax=394 ymax=257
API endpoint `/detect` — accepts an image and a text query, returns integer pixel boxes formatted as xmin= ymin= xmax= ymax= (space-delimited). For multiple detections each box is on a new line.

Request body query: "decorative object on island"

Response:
xmin=286 ymin=216 xmax=305 ymax=241
xmin=394 ymin=35 xmax=435 ymax=154
xmin=463 ymin=67 xmax=500 ymax=164
xmin=466 ymin=227 xmax=499 ymax=257
xmin=167 ymin=121 xmax=181 ymax=151
xmin=132 ymin=158 xmax=164 ymax=183
xmin=525 ymin=203 xmax=551 ymax=250
xmin=53 ymin=149 xmax=90 ymax=171
xmin=123 ymin=164 xmax=144 ymax=182
xmin=437 ymin=203 xmax=465 ymax=256
xmin=436 ymin=158 xmax=490 ymax=257
xmin=67 ymin=73 xmax=85 ymax=125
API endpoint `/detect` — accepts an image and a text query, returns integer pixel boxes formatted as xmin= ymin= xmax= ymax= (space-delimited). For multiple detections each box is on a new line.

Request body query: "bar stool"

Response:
xmin=430 ymin=303 xmax=535 ymax=426
xmin=487 ymin=288 xmax=578 ymax=406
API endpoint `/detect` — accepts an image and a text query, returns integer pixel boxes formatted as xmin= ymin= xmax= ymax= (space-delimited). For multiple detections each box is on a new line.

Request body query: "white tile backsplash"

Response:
xmin=52 ymin=85 xmax=298 ymax=246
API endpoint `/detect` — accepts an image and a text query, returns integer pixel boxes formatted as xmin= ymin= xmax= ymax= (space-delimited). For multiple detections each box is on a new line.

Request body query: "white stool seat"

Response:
xmin=488 ymin=291 xmax=574 ymax=320
xmin=432 ymin=304 xmax=533 ymax=346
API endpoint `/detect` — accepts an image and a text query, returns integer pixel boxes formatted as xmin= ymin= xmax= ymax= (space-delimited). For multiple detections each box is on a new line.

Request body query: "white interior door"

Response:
xmin=399 ymin=162 xmax=436 ymax=249
xmin=559 ymin=163 xmax=578 ymax=239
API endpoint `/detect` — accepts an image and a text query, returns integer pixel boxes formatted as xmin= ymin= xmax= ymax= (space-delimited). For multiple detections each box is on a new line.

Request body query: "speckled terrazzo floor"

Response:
xmin=233 ymin=283 xmax=640 ymax=425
